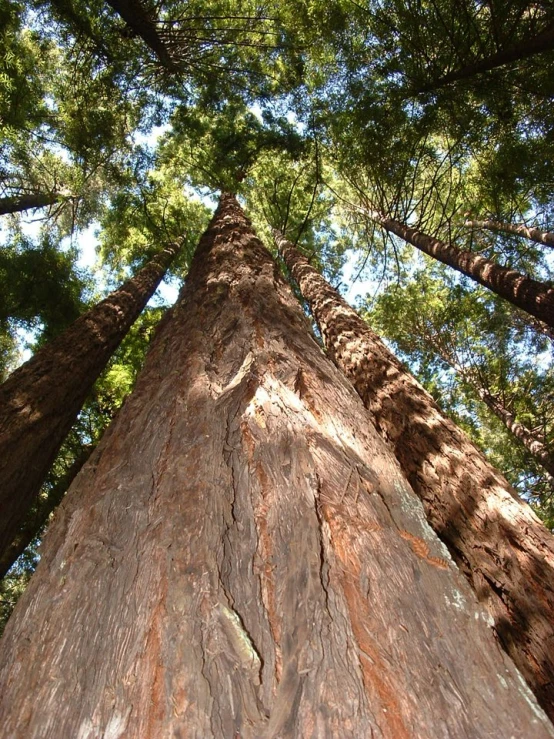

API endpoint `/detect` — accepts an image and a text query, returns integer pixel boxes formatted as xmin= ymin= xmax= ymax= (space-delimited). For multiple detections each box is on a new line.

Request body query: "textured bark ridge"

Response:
xmin=0 ymin=240 xmax=181 ymax=561
xmin=465 ymin=218 xmax=554 ymax=249
xmin=276 ymin=232 xmax=554 ymax=722
xmin=1 ymin=196 xmax=552 ymax=738
xmin=373 ymin=213 xmax=554 ymax=329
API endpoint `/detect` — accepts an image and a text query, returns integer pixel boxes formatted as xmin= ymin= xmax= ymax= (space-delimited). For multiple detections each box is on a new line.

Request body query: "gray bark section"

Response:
xmin=276 ymin=231 xmax=554 ymax=722
xmin=0 ymin=197 xmax=552 ymax=737
xmin=0 ymin=240 xmax=181 ymax=563
xmin=376 ymin=214 xmax=554 ymax=330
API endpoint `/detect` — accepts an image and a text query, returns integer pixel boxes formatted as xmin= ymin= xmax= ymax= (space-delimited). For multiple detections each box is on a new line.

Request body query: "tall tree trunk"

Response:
xmin=475 ymin=382 xmax=554 ymax=476
xmin=105 ymin=0 xmax=180 ymax=71
xmin=465 ymin=218 xmax=554 ymax=248
xmin=427 ymin=341 xmax=554 ymax=481
xmin=416 ymin=24 xmax=554 ymax=92
xmin=370 ymin=211 xmax=554 ymax=329
xmin=0 ymin=192 xmax=60 ymax=216
xmin=0 ymin=195 xmax=552 ymax=737
xmin=275 ymin=231 xmax=554 ymax=721
xmin=0 ymin=445 xmax=93 ymax=580
xmin=0 ymin=240 xmax=181 ymax=563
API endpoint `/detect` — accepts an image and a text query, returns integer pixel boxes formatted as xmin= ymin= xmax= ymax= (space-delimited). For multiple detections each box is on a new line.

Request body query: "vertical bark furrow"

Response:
xmin=276 ymin=231 xmax=554 ymax=722
xmin=0 ymin=240 xmax=182 ymax=561
xmin=0 ymin=199 xmax=552 ymax=737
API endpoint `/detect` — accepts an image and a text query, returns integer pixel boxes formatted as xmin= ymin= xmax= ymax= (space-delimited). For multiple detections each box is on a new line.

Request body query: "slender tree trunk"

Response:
xmin=429 ymin=343 xmax=554 ymax=481
xmin=0 ymin=240 xmax=181 ymax=563
xmin=0 ymin=445 xmax=93 ymax=580
xmin=276 ymin=231 xmax=554 ymax=721
xmin=475 ymin=383 xmax=554 ymax=474
xmin=105 ymin=0 xmax=180 ymax=71
xmin=465 ymin=218 xmax=554 ymax=248
xmin=0 ymin=196 xmax=551 ymax=737
xmin=371 ymin=211 xmax=554 ymax=329
xmin=417 ymin=24 xmax=554 ymax=92
xmin=513 ymin=309 xmax=554 ymax=342
xmin=0 ymin=192 xmax=60 ymax=216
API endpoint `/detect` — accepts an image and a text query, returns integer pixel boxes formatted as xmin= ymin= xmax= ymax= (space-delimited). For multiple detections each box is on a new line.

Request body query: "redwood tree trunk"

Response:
xmin=276 ymin=231 xmax=554 ymax=721
xmin=0 ymin=195 xmax=551 ymax=737
xmin=0 ymin=192 xmax=60 ymax=216
xmin=417 ymin=23 xmax=554 ymax=92
xmin=465 ymin=218 xmax=554 ymax=248
xmin=0 ymin=240 xmax=181 ymax=562
xmin=374 ymin=213 xmax=554 ymax=329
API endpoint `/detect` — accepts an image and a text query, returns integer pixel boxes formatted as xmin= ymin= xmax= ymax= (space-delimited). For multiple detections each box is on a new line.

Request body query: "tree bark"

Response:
xmin=105 ymin=0 xmax=181 ymax=71
xmin=475 ymin=383 xmax=554 ymax=474
xmin=0 ymin=240 xmax=181 ymax=563
xmin=416 ymin=24 xmax=554 ymax=92
xmin=0 ymin=192 xmax=60 ymax=216
xmin=0 ymin=445 xmax=93 ymax=580
xmin=0 ymin=196 xmax=551 ymax=737
xmin=465 ymin=218 xmax=554 ymax=248
xmin=276 ymin=231 xmax=554 ymax=721
xmin=372 ymin=212 xmax=554 ymax=330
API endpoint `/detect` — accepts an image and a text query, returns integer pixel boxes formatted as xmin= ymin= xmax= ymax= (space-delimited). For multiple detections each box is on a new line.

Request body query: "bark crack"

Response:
xmin=313 ymin=474 xmax=333 ymax=619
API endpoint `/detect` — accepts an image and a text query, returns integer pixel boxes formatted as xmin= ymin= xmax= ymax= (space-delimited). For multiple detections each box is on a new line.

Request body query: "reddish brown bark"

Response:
xmin=465 ymin=218 xmax=554 ymax=248
xmin=0 ymin=192 xmax=60 ymax=216
xmin=417 ymin=24 xmax=554 ymax=92
xmin=0 ymin=240 xmax=181 ymax=562
xmin=0 ymin=195 xmax=551 ymax=737
xmin=374 ymin=213 xmax=554 ymax=329
xmin=276 ymin=231 xmax=554 ymax=721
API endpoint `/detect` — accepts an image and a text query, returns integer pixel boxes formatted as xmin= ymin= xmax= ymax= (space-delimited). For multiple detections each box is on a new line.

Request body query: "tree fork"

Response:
xmin=0 ymin=196 xmax=551 ymax=737
xmin=275 ymin=230 xmax=554 ymax=721
xmin=0 ymin=239 xmax=182 ymax=562
xmin=370 ymin=212 xmax=554 ymax=330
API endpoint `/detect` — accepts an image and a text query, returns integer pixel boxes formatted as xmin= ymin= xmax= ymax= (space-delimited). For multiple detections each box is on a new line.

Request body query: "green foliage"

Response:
xmin=0 ymin=232 xmax=90 ymax=378
xmin=0 ymin=0 xmax=52 ymax=134
xmin=366 ymin=263 xmax=554 ymax=521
